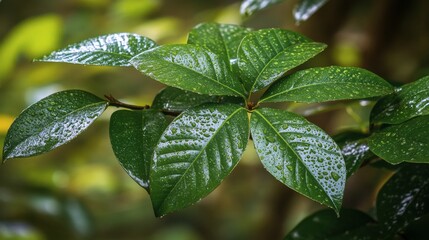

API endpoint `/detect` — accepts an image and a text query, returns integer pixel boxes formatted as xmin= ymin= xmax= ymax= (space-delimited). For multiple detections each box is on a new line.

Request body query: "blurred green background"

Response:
xmin=0 ymin=0 xmax=428 ymax=239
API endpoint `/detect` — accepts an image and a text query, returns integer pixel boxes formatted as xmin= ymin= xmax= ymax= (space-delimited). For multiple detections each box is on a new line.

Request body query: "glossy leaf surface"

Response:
xmin=250 ymin=108 xmax=345 ymax=213
xmin=284 ymin=209 xmax=375 ymax=240
xmin=37 ymin=33 xmax=157 ymax=66
xmin=261 ymin=66 xmax=393 ymax=103
xmin=377 ymin=165 xmax=429 ymax=236
xmin=368 ymin=116 xmax=429 ymax=164
xmin=150 ymin=104 xmax=249 ymax=216
xmin=334 ymin=131 xmax=374 ymax=178
xmin=371 ymin=75 xmax=429 ymax=124
xmin=110 ymin=109 xmax=168 ymax=190
xmin=187 ymin=23 xmax=251 ymax=73
xmin=152 ymin=87 xmax=243 ymax=114
xmin=3 ymin=90 xmax=107 ymax=161
xmin=238 ymin=29 xmax=325 ymax=93
xmin=294 ymin=0 xmax=329 ymax=22
xmin=131 ymin=44 xmax=245 ymax=97
xmin=240 ymin=0 xmax=283 ymax=17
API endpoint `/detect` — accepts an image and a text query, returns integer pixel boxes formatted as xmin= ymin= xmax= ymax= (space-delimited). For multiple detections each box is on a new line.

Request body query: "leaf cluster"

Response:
xmin=1 ymin=22 xmax=428 ymax=235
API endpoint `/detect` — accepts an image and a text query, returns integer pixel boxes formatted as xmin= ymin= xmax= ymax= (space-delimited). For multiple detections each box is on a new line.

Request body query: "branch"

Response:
xmin=105 ymin=94 xmax=180 ymax=117
xmin=105 ymin=94 xmax=150 ymax=110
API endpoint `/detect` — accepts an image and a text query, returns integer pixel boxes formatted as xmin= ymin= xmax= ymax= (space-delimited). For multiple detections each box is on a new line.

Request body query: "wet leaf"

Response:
xmin=152 ymin=87 xmax=243 ymax=114
xmin=284 ymin=209 xmax=376 ymax=240
xmin=371 ymin=75 xmax=429 ymax=124
xmin=238 ymin=29 xmax=326 ymax=93
xmin=131 ymin=44 xmax=246 ymax=98
xmin=37 ymin=33 xmax=157 ymax=66
xmin=368 ymin=116 xmax=429 ymax=164
xmin=377 ymin=165 xmax=429 ymax=236
xmin=250 ymin=108 xmax=345 ymax=213
xmin=294 ymin=0 xmax=329 ymax=22
xmin=240 ymin=0 xmax=283 ymax=17
xmin=3 ymin=90 xmax=108 ymax=161
xmin=261 ymin=66 xmax=393 ymax=103
xmin=150 ymin=104 xmax=249 ymax=216
xmin=110 ymin=109 xmax=168 ymax=190
xmin=187 ymin=23 xmax=251 ymax=73
xmin=333 ymin=131 xmax=375 ymax=178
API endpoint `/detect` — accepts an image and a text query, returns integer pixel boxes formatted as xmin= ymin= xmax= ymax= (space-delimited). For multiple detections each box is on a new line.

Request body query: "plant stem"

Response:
xmin=105 ymin=94 xmax=150 ymax=110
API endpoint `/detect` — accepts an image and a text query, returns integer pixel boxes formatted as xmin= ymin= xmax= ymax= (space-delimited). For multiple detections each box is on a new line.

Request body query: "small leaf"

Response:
xmin=284 ymin=209 xmax=376 ymax=240
xmin=131 ymin=44 xmax=246 ymax=98
xmin=110 ymin=109 xmax=168 ymax=190
xmin=240 ymin=0 xmax=284 ymax=17
xmin=250 ymin=108 xmax=345 ymax=213
xmin=294 ymin=0 xmax=329 ymax=22
xmin=377 ymin=164 xmax=429 ymax=236
xmin=238 ymin=29 xmax=325 ymax=93
xmin=150 ymin=104 xmax=249 ymax=216
xmin=3 ymin=90 xmax=108 ymax=161
xmin=371 ymin=75 xmax=429 ymax=124
xmin=333 ymin=131 xmax=375 ymax=178
xmin=187 ymin=23 xmax=251 ymax=73
xmin=368 ymin=116 xmax=429 ymax=164
xmin=152 ymin=87 xmax=243 ymax=114
xmin=37 ymin=33 xmax=157 ymax=66
xmin=261 ymin=66 xmax=394 ymax=103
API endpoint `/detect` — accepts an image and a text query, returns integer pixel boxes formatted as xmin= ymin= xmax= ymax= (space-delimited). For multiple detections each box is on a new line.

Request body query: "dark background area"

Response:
xmin=0 ymin=0 xmax=428 ymax=239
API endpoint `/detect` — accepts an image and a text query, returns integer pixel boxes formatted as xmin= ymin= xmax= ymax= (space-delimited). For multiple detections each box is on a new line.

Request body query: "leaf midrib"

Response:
xmin=261 ymin=81 xmax=390 ymax=102
xmin=253 ymin=110 xmax=338 ymax=210
xmin=250 ymin=42 xmax=312 ymax=93
xmin=144 ymin=49 xmax=244 ymax=98
xmin=157 ymin=106 xmax=245 ymax=211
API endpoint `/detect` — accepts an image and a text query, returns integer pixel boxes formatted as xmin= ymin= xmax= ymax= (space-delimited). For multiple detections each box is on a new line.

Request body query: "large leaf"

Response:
xmin=250 ymin=108 xmax=345 ymax=213
xmin=368 ymin=116 xmax=429 ymax=164
xmin=2 ymin=90 xmax=108 ymax=161
xmin=284 ymin=209 xmax=376 ymax=240
xmin=187 ymin=23 xmax=251 ymax=73
xmin=152 ymin=87 xmax=243 ymax=114
xmin=377 ymin=165 xmax=429 ymax=236
xmin=131 ymin=44 xmax=246 ymax=98
xmin=333 ymin=131 xmax=375 ymax=178
xmin=240 ymin=0 xmax=284 ymax=17
xmin=150 ymin=104 xmax=249 ymax=216
xmin=238 ymin=29 xmax=326 ymax=93
xmin=261 ymin=66 xmax=394 ymax=103
xmin=294 ymin=0 xmax=329 ymax=22
xmin=110 ymin=109 xmax=168 ymax=190
xmin=371 ymin=75 xmax=429 ymax=124
xmin=37 ymin=33 xmax=157 ymax=66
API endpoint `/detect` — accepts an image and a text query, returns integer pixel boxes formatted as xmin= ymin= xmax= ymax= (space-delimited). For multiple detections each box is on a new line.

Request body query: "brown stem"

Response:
xmin=105 ymin=94 xmax=150 ymax=110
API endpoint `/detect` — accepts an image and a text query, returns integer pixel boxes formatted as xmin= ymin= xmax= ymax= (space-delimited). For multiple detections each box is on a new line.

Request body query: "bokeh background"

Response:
xmin=0 ymin=0 xmax=428 ymax=239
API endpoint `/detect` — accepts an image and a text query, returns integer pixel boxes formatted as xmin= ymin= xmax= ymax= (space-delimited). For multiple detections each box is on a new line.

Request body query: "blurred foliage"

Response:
xmin=0 ymin=0 xmax=428 ymax=239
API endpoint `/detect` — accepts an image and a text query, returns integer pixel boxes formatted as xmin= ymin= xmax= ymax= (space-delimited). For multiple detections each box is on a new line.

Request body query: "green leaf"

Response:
xmin=284 ymin=209 xmax=376 ymax=240
xmin=261 ymin=66 xmax=394 ymax=103
xmin=37 ymin=33 xmax=157 ymax=66
xmin=150 ymin=104 xmax=249 ymax=216
xmin=187 ymin=23 xmax=251 ymax=72
xmin=109 ymin=109 xmax=168 ymax=190
xmin=250 ymin=108 xmax=345 ymax=213
xmin=368 ymin=116 xmax=429 ymax=164
xmin=333 ymin=131 xmax=375 ymax=178
xmin=131 ymin=44 xmax=246 ymax=98
xmin=240 ymin=0 xmax=284 ymax=17
xmin=152 ymin=87 xmax=243 ymax=114
xmin=2 ymin=90 xmax=108 ymax=161
xmin=377 ymin=165 xmax=429 ymax=236
xmin=237 ymin=29 xmax=326 ymax=93
xmin=294 ymin=0 xmax=329 ymax=22
xmin=371 ymin=75 xmax=429 ymax=124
